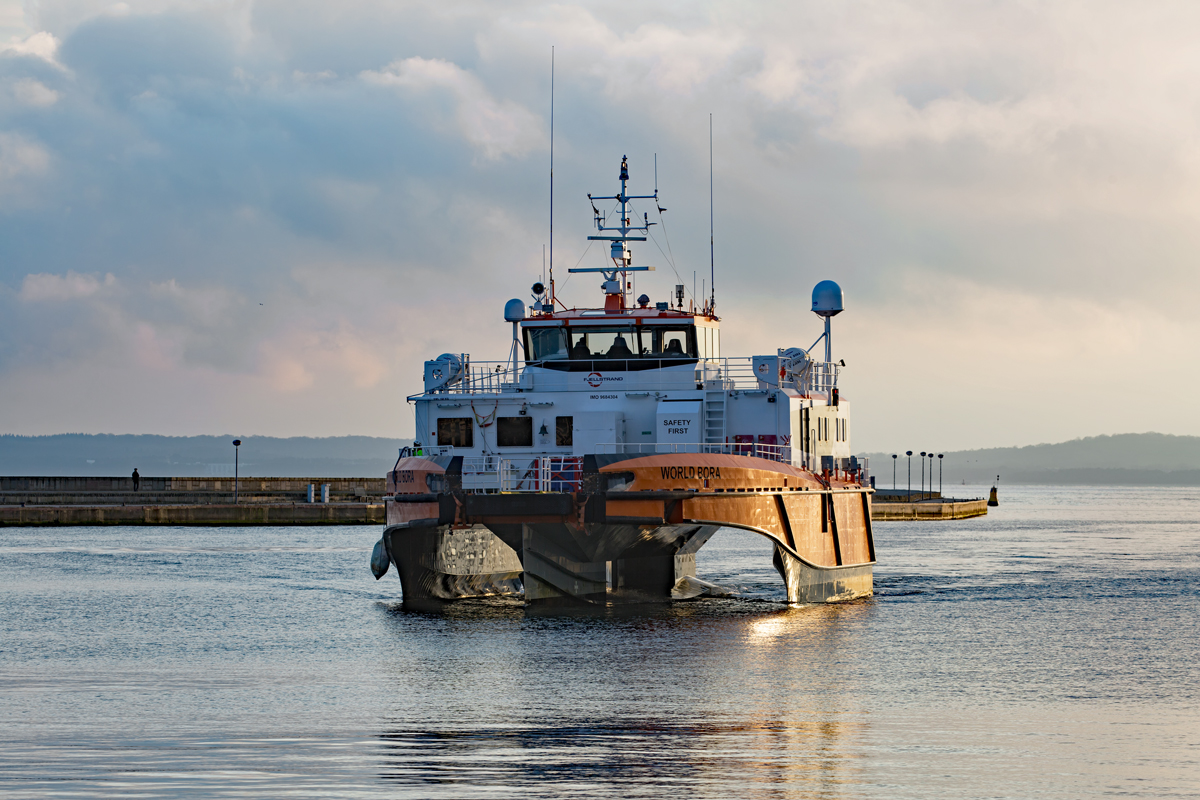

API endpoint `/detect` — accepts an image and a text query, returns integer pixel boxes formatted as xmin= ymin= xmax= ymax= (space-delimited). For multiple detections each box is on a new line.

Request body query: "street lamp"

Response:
xmin=892 ymin=454 xmax=898 ymax=490
xmin=232 ymin=439 xmax=241 ymax=504
xmin=938 ymin=454 xmax=944 ymax=495
xmin=928 ymin=452 xmax=934 ymax=496
xmin=920 ymin=452 xmax=926 ymax=498
xmin=906 ymin=451 xmax=912 ymax=501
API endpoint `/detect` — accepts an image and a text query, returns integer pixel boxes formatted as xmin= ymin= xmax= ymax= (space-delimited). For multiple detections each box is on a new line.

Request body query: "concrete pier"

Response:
xmin=870 ymin=498 xmax=988 ymax=520
xmin=2 ymin=503 xmax=385 ymax=526
xmin=0 ymin=476 xmax=387 ymax=526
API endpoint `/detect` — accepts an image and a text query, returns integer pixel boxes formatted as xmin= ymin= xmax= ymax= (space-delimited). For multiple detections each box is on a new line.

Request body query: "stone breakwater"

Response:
xmin=1 ymin=476 xmax=387 ymax=526
xmin=870 ymin=498 xmax=988 ymax=520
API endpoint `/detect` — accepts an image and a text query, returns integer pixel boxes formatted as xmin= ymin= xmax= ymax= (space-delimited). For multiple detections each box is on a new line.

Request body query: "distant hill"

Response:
xmin=6 ymin=431 xmax=1199 ymax=484
xmin=0 ymin=434 xmax=413 ymax=478
xmin=866 ymin=433 xmax=1200 ymax=486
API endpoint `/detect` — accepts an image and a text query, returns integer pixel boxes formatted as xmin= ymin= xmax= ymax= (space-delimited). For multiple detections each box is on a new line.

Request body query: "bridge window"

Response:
xmin=525 ymin=327 xmax=568 ymax=361
xmin=568 ymin=327 xmax=637 ymax=359
xmin=644 ymin=327 xmax=697 ymax=358
xmin=496 ymin=416 xmax=533 ymax=447
xmin=697 ymin=327 xmax=720 ymax=359
xmin=437 ymin=417 xmax=473 ymax=448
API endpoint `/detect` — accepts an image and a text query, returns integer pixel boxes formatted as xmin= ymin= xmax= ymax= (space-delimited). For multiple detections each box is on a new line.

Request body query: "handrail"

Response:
xmin=413 ymin=355 xmax=840 ymax=397
xmin=595 ymin=441 xmax=796 ymax=464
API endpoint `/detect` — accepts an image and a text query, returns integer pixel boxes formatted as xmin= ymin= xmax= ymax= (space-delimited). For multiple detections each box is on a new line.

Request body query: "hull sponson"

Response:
xmin=773 ymin=546 xmax=874 ymax=603
xmin=384 ymin=523 xmax=523 ymax=603
xmin=383 ymin=453 xmax=873 ymax=605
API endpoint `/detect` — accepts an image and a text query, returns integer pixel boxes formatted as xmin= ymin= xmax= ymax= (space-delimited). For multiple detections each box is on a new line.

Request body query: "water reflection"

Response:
xmin=376 ymin=600 xmax=874 ymax=798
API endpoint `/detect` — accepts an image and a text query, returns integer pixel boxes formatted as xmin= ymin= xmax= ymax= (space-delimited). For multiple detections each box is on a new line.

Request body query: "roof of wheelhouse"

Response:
xmin=521 ymin=307 xmax=720 ymax=325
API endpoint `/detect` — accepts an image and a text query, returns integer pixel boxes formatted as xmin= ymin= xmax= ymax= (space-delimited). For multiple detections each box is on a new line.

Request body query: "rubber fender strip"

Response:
xmin=392 ymin=493 xmax=439 ymax=503
xmin=605 ymin=490 xmax=695 ymax=500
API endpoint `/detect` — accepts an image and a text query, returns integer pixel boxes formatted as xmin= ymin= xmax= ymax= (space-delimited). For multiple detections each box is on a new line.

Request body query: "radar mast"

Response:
xmin=570 ymin=156 xmax=657 ymax=311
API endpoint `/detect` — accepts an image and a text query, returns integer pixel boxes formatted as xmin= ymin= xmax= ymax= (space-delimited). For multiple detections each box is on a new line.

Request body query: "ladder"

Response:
xmin=704 ymin=391 xmax=726 ymax=445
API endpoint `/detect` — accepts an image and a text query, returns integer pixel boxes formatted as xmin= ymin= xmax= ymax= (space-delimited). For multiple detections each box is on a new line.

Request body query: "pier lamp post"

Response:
xmin=920 ymin=452 xmax=926 ymax=498
xmin=232 ymin=439 xmax=241 ymax=504
xmin=906 ymin=451 xmax=912 ymax=501
xmin=928 ymin=452 xmax=934 ymax=496
xmin=892 ymin=454 xmax=897 ymax=489
xmin=938 ymin=454 xmax=944 ymax=495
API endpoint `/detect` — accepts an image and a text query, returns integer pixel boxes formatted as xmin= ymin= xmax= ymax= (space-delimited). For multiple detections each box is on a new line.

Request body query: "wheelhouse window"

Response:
xmin=558 ymin=326 xmax=698 ymax=359
xmin=644 ymin=327 xmax=697 ymax=358
xmin=437 ymin=417 xmax=473 ymax=448
xmin=496 ymin=416 xmax=533 ymax=447
xmin=525 ymin=326 xmax=569 ymax=361
xmin=568 ymin=327 xmax=637 ymax=359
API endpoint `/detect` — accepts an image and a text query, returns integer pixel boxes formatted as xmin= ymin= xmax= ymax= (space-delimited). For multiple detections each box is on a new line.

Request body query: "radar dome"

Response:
xmin=504 ymin=298 xmax=525 ymax=322
xmin=811 ymin=280 xmax=844 ymax=317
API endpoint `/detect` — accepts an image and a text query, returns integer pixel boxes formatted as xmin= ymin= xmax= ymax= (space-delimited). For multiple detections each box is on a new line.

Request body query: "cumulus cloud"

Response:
xmin=20 ymin=271 xmax=114 ymax=301
xmin=0 ymin=131 xmax=49 ymax=178
xmin=10 ymin=77 xmax=59 ymax=105
xmin=1 ymin=31 xmax=65 ymax=69
xmin=362 ymin=56 xmax=545 ymax=160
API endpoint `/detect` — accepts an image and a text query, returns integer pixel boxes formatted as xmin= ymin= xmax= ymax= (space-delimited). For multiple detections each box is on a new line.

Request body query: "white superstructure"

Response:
xmin=407 ymin=158 xmax=865 ymax=489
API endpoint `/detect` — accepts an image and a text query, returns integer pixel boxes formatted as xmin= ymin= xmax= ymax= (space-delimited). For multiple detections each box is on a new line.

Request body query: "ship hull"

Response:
xmin=381 ymin=452 xmax=874 ymax=606
xmin=383 ymin=523 xmax=523 ymax=603
xmin=383 ymin=516 xmax=873 ymax=606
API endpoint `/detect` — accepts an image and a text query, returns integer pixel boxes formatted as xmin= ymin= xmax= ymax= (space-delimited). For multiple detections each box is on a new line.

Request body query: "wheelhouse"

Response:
xmin=522 ymin=310 xmax=720 ymax=372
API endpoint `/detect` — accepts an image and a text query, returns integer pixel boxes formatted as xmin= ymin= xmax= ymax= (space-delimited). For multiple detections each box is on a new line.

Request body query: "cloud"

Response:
xmin=0 ymin=0 xmax=1198 ymax=446
xmin=0 ymin=131 xmax=49 ymax=178
xmin=1 ymin=30 xmax=65 ymax=69
xmin=361 ymin=56 xmax=544 ymax=160
xmin=10 ymin=77 xmax=58 ymax=105
xmin=19 ymin=271 xmax=113 ymax=301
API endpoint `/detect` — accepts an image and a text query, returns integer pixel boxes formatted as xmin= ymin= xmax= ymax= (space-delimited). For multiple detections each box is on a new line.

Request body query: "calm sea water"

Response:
xmin=1 ymin=485 xmax=1197 ymax=799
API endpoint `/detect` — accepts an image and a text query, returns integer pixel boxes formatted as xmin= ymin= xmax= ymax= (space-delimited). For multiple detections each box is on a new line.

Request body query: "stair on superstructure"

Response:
xmin=704 ymin=391 xmax=727 ymax=445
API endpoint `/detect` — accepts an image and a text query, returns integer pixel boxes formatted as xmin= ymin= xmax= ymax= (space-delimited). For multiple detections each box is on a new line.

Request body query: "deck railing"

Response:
xmin=594 ymin=441 xmax=796 ymax=464
xmin=454 ymin=456 xmax=585 ymax=493
xmin=406 ymin=448 xmax=871 ymax=493
xmin=416 ymin=356 xmax=839 ymax=397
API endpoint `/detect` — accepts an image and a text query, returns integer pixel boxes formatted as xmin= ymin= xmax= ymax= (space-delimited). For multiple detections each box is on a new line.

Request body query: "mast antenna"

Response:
xmin=549 ymin=46 xmax=555 ymax=307
xmin=708 ymin=113 xmax=715 ymax=314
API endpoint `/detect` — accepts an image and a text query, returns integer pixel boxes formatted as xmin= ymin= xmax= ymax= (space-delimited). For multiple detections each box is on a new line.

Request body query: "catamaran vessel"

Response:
xmin=371 ymin=156 xmax=874 ymax=606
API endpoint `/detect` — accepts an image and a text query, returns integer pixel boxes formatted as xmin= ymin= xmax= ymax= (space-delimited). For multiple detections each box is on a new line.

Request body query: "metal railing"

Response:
xmin=456 ymin=456 xmax=584 ymax=493
xmin=417 ymin=357 xmax=840 ymax=398
xmin=596 ymin=441 xmax=795 ymax=464
xmin=412 ymin=448 xmax=872 ymax=492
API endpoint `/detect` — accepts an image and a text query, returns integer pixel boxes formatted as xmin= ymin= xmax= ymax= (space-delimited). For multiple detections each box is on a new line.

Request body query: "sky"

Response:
xmin=1 ymin=0 xmax=1198 ymax=452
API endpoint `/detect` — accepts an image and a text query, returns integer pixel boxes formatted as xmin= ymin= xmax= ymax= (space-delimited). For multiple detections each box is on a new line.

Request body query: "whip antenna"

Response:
xmin=549 ymin=46 xmax=555 ymax=306
xmin=709 ymin=113 xmax=715 ymax=314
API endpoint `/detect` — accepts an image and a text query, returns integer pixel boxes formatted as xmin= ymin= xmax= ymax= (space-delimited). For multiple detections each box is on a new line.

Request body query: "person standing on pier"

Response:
xmin=132 ymin=468 xmax=140 ymax=491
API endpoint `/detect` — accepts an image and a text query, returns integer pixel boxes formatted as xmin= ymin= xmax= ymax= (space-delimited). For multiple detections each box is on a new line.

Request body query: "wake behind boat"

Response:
xmin=371 ymin=156 xmax=875 ymax=606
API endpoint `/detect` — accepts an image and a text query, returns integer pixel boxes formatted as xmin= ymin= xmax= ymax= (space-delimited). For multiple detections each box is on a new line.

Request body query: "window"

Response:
xmin=496 ymin=416 xmax=533 ymax=447
xmin=644 ymin=327 xmax=696 ymax=358
xmin=437 ymin=418 xmax=473 ymax=448
xmin=556 ymin=416 xmax=573 ymax=447
xmin=525 ymin=327 xmax=568 ymax=361
xmin=567 ymin=327 xmax=636 ymax=359
xmin=561 ymin=326 xmax=698 ymax=360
